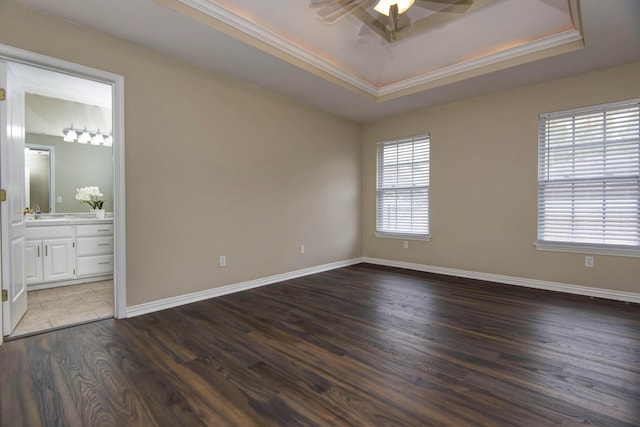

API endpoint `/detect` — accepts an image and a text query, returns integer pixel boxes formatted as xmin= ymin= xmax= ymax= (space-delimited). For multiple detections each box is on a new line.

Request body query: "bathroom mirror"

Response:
xmin=25 ymin=144 xmax=55 ymax=213
xmin=24 ymin=92 xmax=113 ymax=213
xmin=25 ymin=136 xmax=113 ymax=213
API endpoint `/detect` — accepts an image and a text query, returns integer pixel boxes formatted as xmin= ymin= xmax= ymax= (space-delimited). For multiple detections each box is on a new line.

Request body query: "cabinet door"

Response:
xmin=43 ymin=238 xmax=75 ymax=282
xmin=25 ymin=241 xmax=43 ymax=285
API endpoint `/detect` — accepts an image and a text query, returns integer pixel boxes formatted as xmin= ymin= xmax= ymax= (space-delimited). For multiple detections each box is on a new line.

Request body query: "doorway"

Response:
xmin=0 ymin=44 xmax=126 ymax=343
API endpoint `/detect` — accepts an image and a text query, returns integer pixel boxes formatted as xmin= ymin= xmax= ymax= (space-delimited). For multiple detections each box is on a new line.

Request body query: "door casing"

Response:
xmin=0 ymin=43 xmax=126 ymax=344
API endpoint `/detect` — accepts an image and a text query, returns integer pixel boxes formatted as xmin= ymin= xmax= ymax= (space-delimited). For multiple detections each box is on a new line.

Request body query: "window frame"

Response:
xmin=536 ymin=98 xmax=640 ymax=258
xmin=375 ymin=134 xmax=431 ymax=241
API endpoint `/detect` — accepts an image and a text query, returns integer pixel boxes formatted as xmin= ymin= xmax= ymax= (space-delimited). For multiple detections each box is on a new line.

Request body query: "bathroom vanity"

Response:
xmin=25 ymin=214 xmax=114 ymax=290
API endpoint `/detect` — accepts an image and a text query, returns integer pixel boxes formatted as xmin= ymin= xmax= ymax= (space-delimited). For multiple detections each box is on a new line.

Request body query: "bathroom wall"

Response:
xmin=26 ymin=133 xmax=113 ymax=213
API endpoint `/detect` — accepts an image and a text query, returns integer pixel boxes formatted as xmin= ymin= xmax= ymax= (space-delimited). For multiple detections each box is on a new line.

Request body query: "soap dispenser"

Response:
xmin=35 ymin=205 xmax=41 ymax=220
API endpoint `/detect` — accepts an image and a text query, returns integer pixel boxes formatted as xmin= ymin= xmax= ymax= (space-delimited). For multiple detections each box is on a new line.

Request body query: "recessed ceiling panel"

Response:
xmin=173 ymin=0 xmax=582 ymax=97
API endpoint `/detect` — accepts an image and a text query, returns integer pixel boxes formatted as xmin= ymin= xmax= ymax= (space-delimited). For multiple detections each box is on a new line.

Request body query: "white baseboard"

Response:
xmin=126 ymin=258 xmax=363 ymax=318
xmin=28 ymin=275 xmax=113 ymax=291
xmin=126 ymin=256 xmax=639 ymax=318
xmin=363 ymin=257 xmax=640 ymax=304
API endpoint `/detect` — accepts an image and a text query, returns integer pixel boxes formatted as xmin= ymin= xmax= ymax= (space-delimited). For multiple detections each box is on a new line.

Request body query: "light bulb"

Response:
xmin=63 ymin=128 xmax=78 ymax=142
xmin=78 ymin=129 xmax=91 ymax=144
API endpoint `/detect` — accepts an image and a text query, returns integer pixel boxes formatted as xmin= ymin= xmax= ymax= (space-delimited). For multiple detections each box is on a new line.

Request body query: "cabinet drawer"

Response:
xmin=77 ymin=255 xmax=113 ymax=276
xmin=77 ymin=236 xmax=113 ymax=256
xmin=77 ymin=224 xmax=113 ymax=237
xmin=26 ymin=225 xmax=74 ymax=240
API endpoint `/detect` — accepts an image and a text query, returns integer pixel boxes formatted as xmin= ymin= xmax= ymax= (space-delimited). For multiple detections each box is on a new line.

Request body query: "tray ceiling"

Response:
xmin=9 ymin=0 xmax=640 ymax=121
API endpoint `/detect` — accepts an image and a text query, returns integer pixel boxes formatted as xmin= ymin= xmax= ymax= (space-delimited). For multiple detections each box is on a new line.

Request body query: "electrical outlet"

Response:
xmin=300 ymin=244 xmax=305 ymax=255
xmin=219 ymin=256 xmax=226 ymax=267
xmin=585 ymin=256 xmax=594 ymax=268
xmin=56 ymin=196 xmax=62 ymax=203
xmin=403 ymin=240 xmax=409 ymax=249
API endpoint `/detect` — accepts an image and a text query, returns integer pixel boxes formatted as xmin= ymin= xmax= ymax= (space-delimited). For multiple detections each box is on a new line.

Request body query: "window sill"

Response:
xmin=535 ymin=242 xmax=640 ymax=258
xmin=375 ymin=232 xmax=431 ymax=241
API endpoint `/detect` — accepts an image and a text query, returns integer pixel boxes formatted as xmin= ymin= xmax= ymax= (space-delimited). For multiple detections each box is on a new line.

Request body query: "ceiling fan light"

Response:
xmin=374 ymin=0 xmax=413 ymax=16
xmin=374 ymin=0 xmax=392 ymax=16
xmin=397 ymin=0 xmax=414 ymax=14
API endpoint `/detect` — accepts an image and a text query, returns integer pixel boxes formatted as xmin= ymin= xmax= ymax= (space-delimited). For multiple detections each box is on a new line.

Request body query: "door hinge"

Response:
xmin=0 ymin=88 xmax=5 ymax=101
xmin=0 ymin=189 xmax=6 ymax=202
xmin=2 ymin=289 xmax=7 ymax=302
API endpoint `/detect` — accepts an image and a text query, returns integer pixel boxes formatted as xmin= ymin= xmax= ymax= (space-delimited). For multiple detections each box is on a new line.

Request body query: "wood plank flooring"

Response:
xmin=1 ymin=263 xmax=639 ymax=426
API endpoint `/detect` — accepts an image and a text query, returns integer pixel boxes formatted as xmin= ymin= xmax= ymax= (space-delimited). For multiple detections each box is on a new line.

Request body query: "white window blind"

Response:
xmin=537 ymin=99 xmax=640 ymax=251
xmin=377 ymin=134 xmax=430 ymax=237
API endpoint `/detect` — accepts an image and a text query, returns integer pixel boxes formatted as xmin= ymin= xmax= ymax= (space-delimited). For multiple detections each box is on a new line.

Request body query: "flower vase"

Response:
xmin=94 ymin=209 xmax=105 ymax=219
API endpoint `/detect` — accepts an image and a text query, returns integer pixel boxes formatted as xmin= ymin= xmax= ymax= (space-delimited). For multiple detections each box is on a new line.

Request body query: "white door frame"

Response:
xmin=0 ymin=43 xmax=127 ymax=341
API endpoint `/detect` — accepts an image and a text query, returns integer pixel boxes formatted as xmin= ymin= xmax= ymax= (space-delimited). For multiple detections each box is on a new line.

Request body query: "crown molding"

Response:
xmin=377 ymin=29 xmax=584 ymax=98
xmin=176 ymin=0 xmax=583 ymax=102
xmin=178 ymin=0 xmax=378 ymax=96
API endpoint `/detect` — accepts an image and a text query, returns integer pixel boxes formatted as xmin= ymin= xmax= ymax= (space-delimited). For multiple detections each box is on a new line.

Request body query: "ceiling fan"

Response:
xmin=373 ymin=0 xmax=416 ymax=32
xmin=311 ymin=0 xmax=477 ymax=42
xmin=374 ymin=0 xmax=474 ymax=33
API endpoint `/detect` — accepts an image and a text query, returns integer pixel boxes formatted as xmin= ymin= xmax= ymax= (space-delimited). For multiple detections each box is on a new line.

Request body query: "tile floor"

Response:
xmin=10 ymin=280 xmax=114 ymax=337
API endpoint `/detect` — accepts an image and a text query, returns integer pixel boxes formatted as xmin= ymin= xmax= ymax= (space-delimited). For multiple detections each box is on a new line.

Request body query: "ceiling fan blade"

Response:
xmin=414 ymin=0 xmax=473 ymax=14
xmin=312 ymin=0 xmax=376 ymax=25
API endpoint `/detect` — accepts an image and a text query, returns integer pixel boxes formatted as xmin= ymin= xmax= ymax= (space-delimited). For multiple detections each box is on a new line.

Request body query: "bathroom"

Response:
xmin=7 ymin=63 xmax=115 ymax=338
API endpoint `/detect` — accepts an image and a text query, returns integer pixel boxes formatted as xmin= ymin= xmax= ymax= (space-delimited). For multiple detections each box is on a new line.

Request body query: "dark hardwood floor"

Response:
xmin=2 ymin=263 xmax=639 ymax=426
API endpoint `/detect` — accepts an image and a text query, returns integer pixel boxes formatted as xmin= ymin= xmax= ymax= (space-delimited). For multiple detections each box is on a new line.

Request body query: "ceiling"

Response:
xmin=12 ymin=0 xmax=640 ymax=122
xmin=11 ymin=62 xmax=112 ymax=109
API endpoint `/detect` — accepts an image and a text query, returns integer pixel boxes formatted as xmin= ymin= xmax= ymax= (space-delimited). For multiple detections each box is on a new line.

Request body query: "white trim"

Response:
xmin=177 ymin=1 xmax=582 ymax=99
xmin=27 ymin=274 xmax=113 ymax=291
xmin=363 ymin=257 xmax=640 ymax=304
xmin=178 ymin=0 xmax=377 ymax=96
xmin=0 ymin=43 xmax=127 ymax=321
xmin=375 ymin=232 xmax=431 ymax=241
xmin=539 ymin=97 xmax=640 ymax=119
xmin=24 ymin=143 xmax=55 ymax=213
xmin=378 ymin=29 xmax=583 ymax=96
xmin=535 ymin=242 xmax=640 ymax=258
xmin=126 ymin=258 xmax=363 ymax=318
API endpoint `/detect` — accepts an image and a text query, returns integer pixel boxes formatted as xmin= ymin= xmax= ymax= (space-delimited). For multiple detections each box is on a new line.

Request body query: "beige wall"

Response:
xmin=2 ymin=1 xmax=638 ymax=308
xmin=26 ymin=133 xmax=113 ymax=213
xmin=0 ymin=1 xmax=362 ymax=306
xmin=363 ymin=60 xmax=640 ymax=293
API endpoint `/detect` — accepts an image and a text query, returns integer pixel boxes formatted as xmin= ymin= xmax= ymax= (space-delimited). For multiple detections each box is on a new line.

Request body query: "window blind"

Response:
xmin=377 ymin=134 xmax=430 ymax=236
xmin=537 ymin=100 xmax=640 ymax=249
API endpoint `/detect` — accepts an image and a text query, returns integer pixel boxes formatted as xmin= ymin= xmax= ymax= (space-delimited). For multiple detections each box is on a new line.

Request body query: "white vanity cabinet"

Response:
xmin=25 ymin=240 xmax=43 ymax=284
xmin=25 ymin=219 xmax=113 ymax=289
xmin=25 ymin=225 xmax=76 ymax=285
xmin=76 ymin=224 xmax=114 ymax=277
xmin=43 ymin=239 xmax=76 ymax=282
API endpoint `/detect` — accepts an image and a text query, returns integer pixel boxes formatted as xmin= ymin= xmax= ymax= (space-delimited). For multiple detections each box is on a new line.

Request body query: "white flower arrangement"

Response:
xmin=75 ymin=186 xmax=105 ymax=210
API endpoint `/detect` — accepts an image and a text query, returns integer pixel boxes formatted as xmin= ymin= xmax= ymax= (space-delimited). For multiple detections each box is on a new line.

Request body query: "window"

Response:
xmin=376 ymin=134 xmax=430 ymax=239
xmin=537 ymin=99 xmax=640 ymax=256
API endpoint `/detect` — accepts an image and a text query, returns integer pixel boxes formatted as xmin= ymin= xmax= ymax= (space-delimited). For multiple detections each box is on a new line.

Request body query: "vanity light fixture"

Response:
xmin=63 ymin=127 xmax=78 ymax=142
xmin=62 ymin=125 xmax=113 ymax=147
xmin=91 ymin=131 xmax=105 ymax=145
xmin=78 ymin=128 xmax=92 ymax=144
xmin=103 ymin=134 xmax=113 ymax=147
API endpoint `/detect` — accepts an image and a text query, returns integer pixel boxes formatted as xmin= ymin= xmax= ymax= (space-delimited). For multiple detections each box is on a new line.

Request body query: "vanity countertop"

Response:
xmin=25 ymin=215 xmax=113 ymax=227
